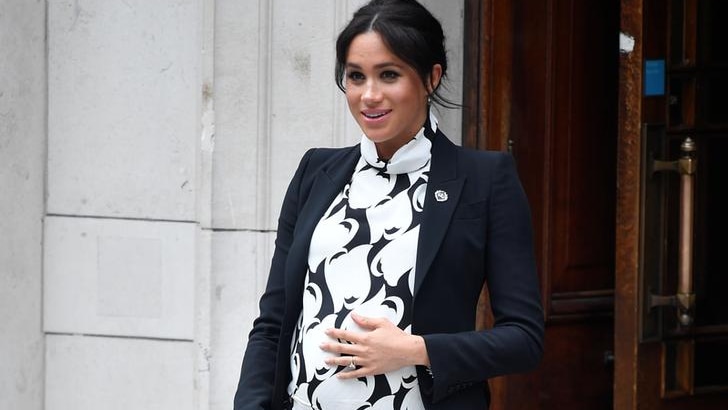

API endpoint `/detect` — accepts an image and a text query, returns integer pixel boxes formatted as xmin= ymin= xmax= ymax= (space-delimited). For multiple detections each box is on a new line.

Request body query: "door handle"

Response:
xmin=640 ymin=125 xmax=699 ymax=342
xmin=676 ymin=138 xmax=696 ymax=327
xmin=648 ymin=137 xmax=697 ymax=328
xmin=640 ymin=128 xmax=699 ymax=397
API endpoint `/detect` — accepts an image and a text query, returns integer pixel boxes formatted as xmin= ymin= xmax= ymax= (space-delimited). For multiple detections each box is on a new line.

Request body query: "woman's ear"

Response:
xmin=427 ymin=64 xmax=443 ymax=94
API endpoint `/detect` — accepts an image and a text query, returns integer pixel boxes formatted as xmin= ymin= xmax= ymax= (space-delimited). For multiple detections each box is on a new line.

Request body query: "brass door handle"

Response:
xmin=676 ymin=138 xmax=696 ymax=327
xmin=648 ymin=137 xmax=697 ymax=328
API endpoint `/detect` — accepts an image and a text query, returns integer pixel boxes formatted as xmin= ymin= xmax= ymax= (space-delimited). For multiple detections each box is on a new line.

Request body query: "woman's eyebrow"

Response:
xmin=346 ymin=62 xmax=403 ymax=70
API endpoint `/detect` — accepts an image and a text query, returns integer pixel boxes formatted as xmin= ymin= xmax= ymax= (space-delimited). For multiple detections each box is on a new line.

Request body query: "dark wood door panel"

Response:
xmin=549 ymin=0 xmax=618 ymax=295
xmin=489 ymin=321 xmax=613 ymax=409
xmin=511 ymin=0 xmax=619 ymax=301
xmin=465 ymin=0 xmax=620 ymax=408
xmin=539 ymin=322 xmax=614 ymax=408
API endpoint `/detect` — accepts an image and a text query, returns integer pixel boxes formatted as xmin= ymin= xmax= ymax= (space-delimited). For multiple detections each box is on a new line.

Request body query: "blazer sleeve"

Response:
xmin=422 ymin=153 xmax=544 ymax=403
xmin=233 ymin=148 xmax=315 ymax=410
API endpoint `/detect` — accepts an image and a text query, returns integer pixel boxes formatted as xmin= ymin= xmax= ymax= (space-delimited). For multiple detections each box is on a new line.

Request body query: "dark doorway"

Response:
xmin=463 ymin=0 xmax=619 ymax=408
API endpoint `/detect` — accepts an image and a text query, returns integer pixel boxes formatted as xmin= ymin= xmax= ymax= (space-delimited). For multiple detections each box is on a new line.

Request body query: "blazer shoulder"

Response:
xmin=456 ymin=144 xmax=510 ymax=161
xmin=453 ymin=143 xmax=514 ymax=175
xmin=304 ymin=145 xmax=359 ymax=169
xmin=292 ymin=145 xmax=360 ymax=197
xmin=434 ymin=129 xmax=510 ymax=166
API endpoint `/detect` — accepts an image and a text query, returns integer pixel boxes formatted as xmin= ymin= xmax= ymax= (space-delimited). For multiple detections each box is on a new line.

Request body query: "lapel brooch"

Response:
xmin=434 ymin=190 xmax=448 ymax=202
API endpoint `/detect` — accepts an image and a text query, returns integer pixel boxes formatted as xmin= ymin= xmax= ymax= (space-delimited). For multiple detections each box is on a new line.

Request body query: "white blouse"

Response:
xmin=287 ymin=115 xmax=438 ymax=410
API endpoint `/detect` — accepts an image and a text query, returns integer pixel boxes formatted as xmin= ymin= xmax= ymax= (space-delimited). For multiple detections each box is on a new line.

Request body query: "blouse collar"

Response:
xmin=359 ymin=111 xmax=438 ymax=175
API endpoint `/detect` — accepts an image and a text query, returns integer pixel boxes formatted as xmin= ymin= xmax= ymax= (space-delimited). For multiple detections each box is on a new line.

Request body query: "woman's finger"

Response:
xmin=337 ymin=366 xmax=368 ymax=380
xmin=325 ymin=327 xmax=363 ymax=344
xmin=351 ymin=313 xmax=387 ymax=330
xmin=324 ymin=354 xmax=364 ymax=369
xmin=320 ymin=340 xmax=350 ymax=354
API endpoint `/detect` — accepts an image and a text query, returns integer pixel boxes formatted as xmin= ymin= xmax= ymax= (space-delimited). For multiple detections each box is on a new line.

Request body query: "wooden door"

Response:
xmin=614 ymin=0 xmax=728 ymax=408
xmin=465 ymin=0 xmax=728 ymax=408
xmin=463 ymin=0 xmax=620 ymax=408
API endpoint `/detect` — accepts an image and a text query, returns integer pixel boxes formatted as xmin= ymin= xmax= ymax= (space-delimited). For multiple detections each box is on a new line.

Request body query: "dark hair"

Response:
xmin=335 ymin=0 xmax=457 ymax=108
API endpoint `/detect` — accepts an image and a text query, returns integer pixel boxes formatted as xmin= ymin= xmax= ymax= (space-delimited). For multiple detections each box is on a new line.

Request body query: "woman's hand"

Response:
xmin=320 ymin=313 xmax=430 ymax=379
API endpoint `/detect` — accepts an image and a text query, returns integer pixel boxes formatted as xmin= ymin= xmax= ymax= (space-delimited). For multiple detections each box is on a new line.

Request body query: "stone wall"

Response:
xmin=0 ymin=1 xmax=47 ymax=409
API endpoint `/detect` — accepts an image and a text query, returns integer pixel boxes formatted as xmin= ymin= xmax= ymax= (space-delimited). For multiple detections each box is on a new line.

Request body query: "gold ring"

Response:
xmin=347 ymin=356 xmax=356 ymax=369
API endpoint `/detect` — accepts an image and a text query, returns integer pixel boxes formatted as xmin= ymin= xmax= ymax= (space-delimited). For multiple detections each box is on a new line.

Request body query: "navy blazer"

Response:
xmin=234 ymin=130 xmax=544 ymax=410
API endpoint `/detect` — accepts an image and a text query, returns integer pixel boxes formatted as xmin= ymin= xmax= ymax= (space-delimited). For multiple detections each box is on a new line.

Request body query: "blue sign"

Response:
xmin=644 ymin=60 xmax=665 ymax=96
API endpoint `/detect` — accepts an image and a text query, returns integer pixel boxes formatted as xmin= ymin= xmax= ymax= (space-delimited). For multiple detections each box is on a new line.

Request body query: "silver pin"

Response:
xmin=434 ymin=190 xmax=448 ymax=202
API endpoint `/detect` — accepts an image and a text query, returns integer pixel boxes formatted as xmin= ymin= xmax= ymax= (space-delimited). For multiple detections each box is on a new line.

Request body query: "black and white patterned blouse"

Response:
xmin=287 ymin=115 xmax=438 ymax=410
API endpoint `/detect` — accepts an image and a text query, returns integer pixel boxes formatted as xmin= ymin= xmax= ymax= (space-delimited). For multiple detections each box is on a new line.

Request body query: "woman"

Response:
xmin=234 ymin=0 xmax=544 ymax=409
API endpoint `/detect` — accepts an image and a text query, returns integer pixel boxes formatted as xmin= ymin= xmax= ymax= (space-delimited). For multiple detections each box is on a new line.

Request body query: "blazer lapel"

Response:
xmin=284 ymin=146 xmax=360 ymax=313
xmin=414 ymin=131 xmax=465 ymax=297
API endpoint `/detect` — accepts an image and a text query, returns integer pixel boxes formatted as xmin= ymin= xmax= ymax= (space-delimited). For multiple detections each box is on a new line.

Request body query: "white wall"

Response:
xmin=0 ymin=1 xmax=47 ymax=409
xmin=43 ymin=0 xmax=209 ymax=408
xmin=1 ymin=1 xmax=463 ymax=408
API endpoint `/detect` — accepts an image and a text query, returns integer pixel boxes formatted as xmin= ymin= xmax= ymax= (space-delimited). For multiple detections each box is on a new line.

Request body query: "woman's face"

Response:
xmin=344 ymin=31 xmax=440 ymax=159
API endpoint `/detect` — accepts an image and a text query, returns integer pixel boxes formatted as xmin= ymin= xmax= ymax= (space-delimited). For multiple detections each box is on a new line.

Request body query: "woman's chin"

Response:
xmin=362 ymin=131 xmax=394 ymax=145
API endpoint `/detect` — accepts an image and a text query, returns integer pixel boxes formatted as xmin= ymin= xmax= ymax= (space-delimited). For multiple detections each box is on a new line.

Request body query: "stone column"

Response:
xmin=0 ymin=1 xmax=47 ymax=409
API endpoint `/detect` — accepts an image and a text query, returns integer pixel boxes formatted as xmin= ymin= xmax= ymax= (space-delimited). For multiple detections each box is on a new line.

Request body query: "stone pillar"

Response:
xmin=0 ymin=1 xmax=47 ymax=409
xmin=43 ymin=0 xmax=212 ymax=408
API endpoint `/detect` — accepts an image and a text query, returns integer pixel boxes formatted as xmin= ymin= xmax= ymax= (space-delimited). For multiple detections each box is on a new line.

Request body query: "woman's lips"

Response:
xmin=361 ymin=109 xmax=391 ymax=122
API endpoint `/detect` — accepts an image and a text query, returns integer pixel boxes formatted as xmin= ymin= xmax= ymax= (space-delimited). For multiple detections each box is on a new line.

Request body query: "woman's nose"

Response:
xmin=362 ymin=81 xmax=382 ymax=104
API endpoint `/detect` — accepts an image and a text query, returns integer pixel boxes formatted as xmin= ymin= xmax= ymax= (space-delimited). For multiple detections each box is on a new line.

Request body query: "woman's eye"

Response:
xmin=381 ymin=71 xmax=400 ymax=81
xmin=347 ymin=72 xmax=365 ymax=82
